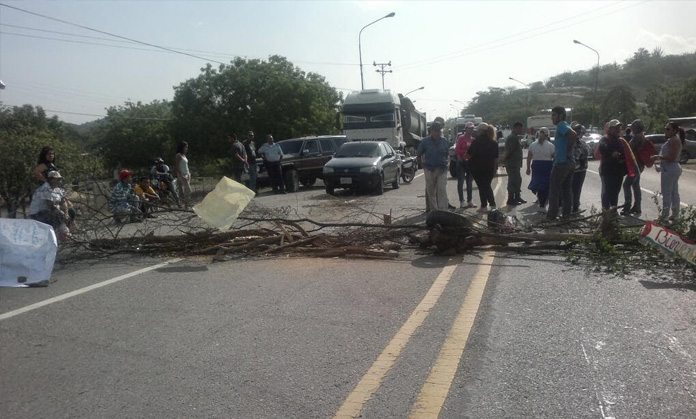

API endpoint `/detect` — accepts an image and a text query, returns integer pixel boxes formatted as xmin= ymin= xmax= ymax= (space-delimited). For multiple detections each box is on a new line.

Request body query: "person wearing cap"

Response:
xmin=151 ymin=157 xmax=181 ymax=206
xmin=29 ymin=170 xmax=70 ymax=233
xmin=526 ymin=127 xmax=555 ymax=212
xmin=109 ymin=169 xmax=142 ymax=223
xmin=243 ymin=131 xmax=258 ymax=193
xmin=546 ymin=106 xmax=578 ymax=220
xmin=621 ymin=119 xmax=648 ymax=215
xmin=569 ymin=122 xmax=590 ymax=214
xmin=503 ymin=122 xmax=526 ymax=206
xmin=417 ymin=121 xmax=450 ymax=212
xmin=468 ymin=122 xmax=500 ymax=211
xmin=454 ymin=122 xmax=476 ymax=208
xmin=597 ymin=119 xmax=629 ymax=211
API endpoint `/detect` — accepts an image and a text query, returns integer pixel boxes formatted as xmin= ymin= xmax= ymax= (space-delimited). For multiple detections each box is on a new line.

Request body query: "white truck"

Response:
xmin=524 ymin=114 xmax=556 ymax=147
xmin=342 ymin=89 xmax=427 ymax=156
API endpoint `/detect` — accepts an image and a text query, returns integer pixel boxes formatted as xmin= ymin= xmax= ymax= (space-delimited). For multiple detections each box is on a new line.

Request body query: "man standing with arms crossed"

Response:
xmin=455 ymin=122 xmax=476 ymax=209
xmin=546 ymin=106 xmax=578 ymax=220
xmin=417 ymin=121 xmax=450 ymax=212
xmin=504 ymin=122 xmax=526 ymax=205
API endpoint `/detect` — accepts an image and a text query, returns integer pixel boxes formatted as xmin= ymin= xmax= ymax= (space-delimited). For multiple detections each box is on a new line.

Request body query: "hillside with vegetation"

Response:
xmin=463 ymin=48 xmax=696 ymax=133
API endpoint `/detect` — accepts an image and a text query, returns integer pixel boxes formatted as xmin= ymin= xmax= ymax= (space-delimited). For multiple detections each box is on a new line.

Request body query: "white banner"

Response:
xmin=639 ymin=221 xmax=696 ymax=266
xmin=0 ymin=219 xmax=58 ymax=287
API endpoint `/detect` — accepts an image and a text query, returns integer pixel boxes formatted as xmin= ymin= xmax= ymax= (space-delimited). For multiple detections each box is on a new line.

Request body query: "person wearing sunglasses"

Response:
xmin=651 ymin=122 xmax=686 ymax=223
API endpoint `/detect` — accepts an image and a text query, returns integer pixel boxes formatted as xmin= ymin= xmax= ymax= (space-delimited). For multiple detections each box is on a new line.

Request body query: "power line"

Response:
xmin=396 ymin=0 xmax=648 ymax=72
xmin=0 ymin=104 xmax=171 ymax=120
xmin=0 ymin=23 xmax=358 ymax=67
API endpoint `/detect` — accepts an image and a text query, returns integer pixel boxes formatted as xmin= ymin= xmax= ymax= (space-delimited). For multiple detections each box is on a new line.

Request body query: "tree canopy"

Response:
xmin=171 ymin=55 xmax=342 ymax=163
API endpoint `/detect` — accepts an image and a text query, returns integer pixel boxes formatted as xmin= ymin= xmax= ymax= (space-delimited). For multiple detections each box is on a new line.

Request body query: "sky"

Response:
xmin=1 ymin=0 xmax=695 ymax=125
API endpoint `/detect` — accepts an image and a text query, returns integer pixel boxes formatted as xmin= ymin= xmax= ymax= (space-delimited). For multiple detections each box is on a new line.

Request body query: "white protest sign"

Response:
xmin=639 ymin=221 xmax=696 ymax=266
xmin=0 ymin=219 xmax=58 ymax=287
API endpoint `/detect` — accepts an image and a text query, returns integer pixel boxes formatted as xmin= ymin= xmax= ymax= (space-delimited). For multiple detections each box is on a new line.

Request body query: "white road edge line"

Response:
xmin=586 ymin=169 xmax=688 ymax=208
xmin=0 ymin=258 xmax=182 ymax=322
xmin=414 ymin=172 xmax=424 ymax=179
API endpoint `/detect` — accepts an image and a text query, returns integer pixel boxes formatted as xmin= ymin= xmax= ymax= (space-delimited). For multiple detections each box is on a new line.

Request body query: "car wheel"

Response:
xmin=301 ymin=175 xmax=316 ymax=187
xmin=283 ymin=169 xmax=299 ymax=192
xmin=679 ymin=150 xmax=689 ymax=164
xmin=374 ymin=174 xmax=384 ymax=195
xmin=392 ymin=169 xmax=400 ymax=189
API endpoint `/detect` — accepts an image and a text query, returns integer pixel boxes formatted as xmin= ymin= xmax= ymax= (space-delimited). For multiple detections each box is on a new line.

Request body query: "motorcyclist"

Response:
xmin=151 ymin=157 xmax=181 ymax=207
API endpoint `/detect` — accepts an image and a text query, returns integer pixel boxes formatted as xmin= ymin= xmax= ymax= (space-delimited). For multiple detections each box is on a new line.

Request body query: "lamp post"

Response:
xmin=359 ymin=12 xmax=395 ymax=90
xmin=404 ymin=86 xmax=425 ymax=96
xmin=573 ymin=39 xmax=600 ymax=126
xmin=509 ymin=77 xmax=531 ymax=112
xmin=453 ymin=100 xmax=466 ymax=118
xmin=508 ymin=77 xmax=528 ymax=88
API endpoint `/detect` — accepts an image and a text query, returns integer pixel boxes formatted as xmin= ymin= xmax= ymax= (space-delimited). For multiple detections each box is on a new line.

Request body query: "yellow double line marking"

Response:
xmin=333 ymin=257 xmax=462 ymax=419
xmin=333 ymin=252 xmax=495 ymax=418
xmin=410 ymin=251 xmax=495 ymax=418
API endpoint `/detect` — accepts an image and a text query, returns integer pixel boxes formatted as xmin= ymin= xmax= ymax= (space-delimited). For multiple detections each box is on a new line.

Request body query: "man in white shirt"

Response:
xmin=258 ymin=134 xmax=286 ymax=194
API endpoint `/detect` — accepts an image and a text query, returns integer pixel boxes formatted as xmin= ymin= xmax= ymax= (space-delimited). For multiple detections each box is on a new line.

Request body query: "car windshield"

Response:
xmin=279 ymin=140 xmax=304 ymax=154
xmin=335 ymin=142 xmax=380 ymax=158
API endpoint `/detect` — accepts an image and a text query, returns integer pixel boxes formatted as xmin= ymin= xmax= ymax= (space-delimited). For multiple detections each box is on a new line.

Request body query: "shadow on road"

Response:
xmin=156 ymin=265 xmax=209 ymax=273
xmin=639 ymin=280 xmax=696 ymax=292
xmin=410 ymin=255 xmax=450 ymax=269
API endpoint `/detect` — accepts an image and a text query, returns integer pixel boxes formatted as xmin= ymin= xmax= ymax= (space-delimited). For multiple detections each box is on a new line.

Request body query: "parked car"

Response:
xmin=256 ymin=135 xmax=348 ymax=191
xmin=584 ymin=133 xmax=602 ymax=159
xmin=323 ymin=141 xmax=401 ymax=195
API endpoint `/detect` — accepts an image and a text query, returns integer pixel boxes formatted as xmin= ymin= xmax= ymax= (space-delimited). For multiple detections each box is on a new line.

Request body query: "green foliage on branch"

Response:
xmin=0 ymin=105 xmax=104 ymax=217
xmin=170 ymin=55 xmax=342 ymax=163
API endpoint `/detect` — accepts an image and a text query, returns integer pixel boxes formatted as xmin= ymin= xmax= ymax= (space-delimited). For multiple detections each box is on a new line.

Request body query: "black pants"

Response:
xmin=231 ymin=166 xmax=244 ymax=183
xmin=472 ymin=170 xmax=496 ymax=207
xmin=506 ymin=165 xmax=522 ymax=200
xmin=601 ymin=174 xmax=624 ymax=209
xmin=266 ymin=161 xmax=284 ymax=191
xmin=571 ymin=170 xmax=586 ymax=212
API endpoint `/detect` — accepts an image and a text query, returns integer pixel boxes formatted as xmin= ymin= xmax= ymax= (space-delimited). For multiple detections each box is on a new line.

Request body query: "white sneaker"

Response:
xmin=460 ymin=200 xmax=466 ymax=209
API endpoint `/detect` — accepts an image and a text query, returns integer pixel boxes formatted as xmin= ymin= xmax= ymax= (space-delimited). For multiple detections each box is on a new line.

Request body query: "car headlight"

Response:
xmin=323 ymin=166 xmax=334 ymax=174
xmin=360 ymin=166 xmax=378 ymax=173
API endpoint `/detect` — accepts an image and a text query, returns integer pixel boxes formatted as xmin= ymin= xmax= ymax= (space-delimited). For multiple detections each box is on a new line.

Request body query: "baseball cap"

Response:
xmin=607 ymin=119 xmax=622 ymax=128
xmin=47 ymin=170 xmax=62 ymax=179
xmin=539 ymin=127 xmax=550 ymax=135
xmin=119 ymin=169 xmax=134 ymax=180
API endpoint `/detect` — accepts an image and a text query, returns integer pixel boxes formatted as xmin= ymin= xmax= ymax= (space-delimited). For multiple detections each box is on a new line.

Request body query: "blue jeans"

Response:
xmin=456 ymin=159 xmax=473 ymax=203
xmin=660 ymin=165 xmax=682 ymax=219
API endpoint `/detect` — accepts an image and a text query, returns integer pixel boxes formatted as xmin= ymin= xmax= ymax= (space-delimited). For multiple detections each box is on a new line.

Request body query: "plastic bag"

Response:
xmin=192 ymin=176 xmax=255 ymax=230
xmin=0 ymin=219 xmax=58 ymax=287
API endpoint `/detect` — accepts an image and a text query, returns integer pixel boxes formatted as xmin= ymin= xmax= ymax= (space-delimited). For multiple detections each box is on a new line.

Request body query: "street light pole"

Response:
xmin=404 ymin=86 xmax=425 ymax=96
xmin=509 ymin=77 xmax=530 ymax=112
xmin=573 ymin=39 xmax=600 ymax=127
xmin=359 ymin=12 xmax=395 ymax=90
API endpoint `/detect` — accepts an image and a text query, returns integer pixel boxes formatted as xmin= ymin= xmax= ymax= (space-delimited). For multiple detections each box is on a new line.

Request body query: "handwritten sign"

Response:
xmin=0 ymin=219 xmax=58 ymax=287
xmin=639 ymin=221 xmax=696 ymax=266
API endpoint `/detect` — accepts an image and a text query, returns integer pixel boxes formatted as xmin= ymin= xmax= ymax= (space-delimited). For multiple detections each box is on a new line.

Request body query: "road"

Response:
xmin=2 ymin=158 xmax=695 ymax=418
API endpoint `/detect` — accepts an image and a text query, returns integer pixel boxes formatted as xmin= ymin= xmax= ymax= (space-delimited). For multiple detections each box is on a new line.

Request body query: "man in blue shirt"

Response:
xmin=417 ymin=121 xmax=450 ymax=212
xmin=546 ymin=106 xmax=578 ymax=220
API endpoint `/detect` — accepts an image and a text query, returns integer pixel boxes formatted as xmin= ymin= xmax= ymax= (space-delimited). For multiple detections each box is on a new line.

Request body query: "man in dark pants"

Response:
xmin=504 ymin=122 xmax=526 ymax=205
xmin=229 ymin=133 xmax=247 ymax=183
xmin=546 ymin=106 xmax=578 ymax=220
xmin=259 ymin=134 xmax=286 ymax=194
xmin=243 ymin=131 xmax=258 ymax=193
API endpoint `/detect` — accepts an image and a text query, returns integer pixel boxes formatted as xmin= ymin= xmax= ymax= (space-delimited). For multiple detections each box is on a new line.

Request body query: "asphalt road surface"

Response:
xmin=2 ymin=158 xmax=695 ymax=418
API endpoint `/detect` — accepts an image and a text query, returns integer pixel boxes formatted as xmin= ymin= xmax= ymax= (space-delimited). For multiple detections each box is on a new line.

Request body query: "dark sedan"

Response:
xmin=322 ymin=141 xmax=401 ymax=195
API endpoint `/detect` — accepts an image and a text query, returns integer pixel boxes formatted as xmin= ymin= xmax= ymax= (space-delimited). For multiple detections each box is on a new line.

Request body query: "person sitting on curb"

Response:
xmin=134 ymin=177 xmax=160 ymax=218
xmin=109 ymin=169 xmax=142 ymax=223
xmin=28 ymin=170 xmax=72 ymax=240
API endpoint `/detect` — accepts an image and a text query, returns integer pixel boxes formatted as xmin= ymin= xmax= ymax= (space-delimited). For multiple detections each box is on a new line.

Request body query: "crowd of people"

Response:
xmin=25 ymin=113 xmax=686 ymax=239
xmin=417 ymin=106 xmax=686 ymax=224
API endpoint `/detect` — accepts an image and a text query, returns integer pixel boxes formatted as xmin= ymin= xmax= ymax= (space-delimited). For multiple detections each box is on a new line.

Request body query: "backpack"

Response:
xmin=637 ymin=139 xmax=656 ymax=168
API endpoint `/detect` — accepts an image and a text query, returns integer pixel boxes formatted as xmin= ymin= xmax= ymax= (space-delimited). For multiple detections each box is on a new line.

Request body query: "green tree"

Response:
xmin=600 ymin=85 xmax=637 ymax=124
xmin=0 ymin=105 xmax=103 ymax=217
xmin=171 ymin=55 xmax=342 ymax=165
xmin=95 ymin=100 xmax=174 ymax=171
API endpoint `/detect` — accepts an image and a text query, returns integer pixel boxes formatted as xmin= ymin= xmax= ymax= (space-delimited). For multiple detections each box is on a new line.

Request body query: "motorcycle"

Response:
xmin=399 ymin=151 xmax=418 ymax=183
xmin=151 ymin=173 xmax=181 ymax=208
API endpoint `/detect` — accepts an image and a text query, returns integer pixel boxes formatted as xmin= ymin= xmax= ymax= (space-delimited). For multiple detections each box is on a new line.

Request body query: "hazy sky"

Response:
xmin=1 ymin=0 xmax=695 ymax=125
